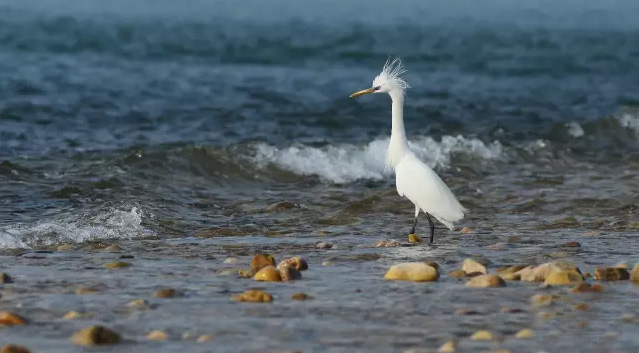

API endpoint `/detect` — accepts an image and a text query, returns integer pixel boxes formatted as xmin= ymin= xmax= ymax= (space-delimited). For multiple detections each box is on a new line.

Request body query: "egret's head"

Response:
xmin=350 ymin=57 xmax=409 ymax=98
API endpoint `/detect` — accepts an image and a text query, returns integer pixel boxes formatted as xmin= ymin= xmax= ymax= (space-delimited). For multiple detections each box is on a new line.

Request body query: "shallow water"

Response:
xmin=1 ymin=0 xmax=639 ymax=352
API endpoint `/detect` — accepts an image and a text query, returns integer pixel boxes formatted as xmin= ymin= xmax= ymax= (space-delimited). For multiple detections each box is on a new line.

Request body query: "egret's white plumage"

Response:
xmin=350 ymin=58 xmax=466 ymax=243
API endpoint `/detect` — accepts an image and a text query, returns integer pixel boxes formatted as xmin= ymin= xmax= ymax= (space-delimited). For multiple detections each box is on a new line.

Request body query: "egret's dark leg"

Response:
xmin=425 ymin=213 xmax=435 ymax=244
xmin=409 ymin=217 xmax=418 ymax=235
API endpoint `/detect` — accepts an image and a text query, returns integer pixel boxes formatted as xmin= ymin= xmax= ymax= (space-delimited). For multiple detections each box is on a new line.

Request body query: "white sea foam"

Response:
xmin=617 ymin=112 xmax=639 ymax=135
xmin=566 ymin=121 xmax=584 ymax=138
xmin=254 ymin=135 xmax=503 ymax=183
xmin=0 ymin=207 xmax=153 ymax=249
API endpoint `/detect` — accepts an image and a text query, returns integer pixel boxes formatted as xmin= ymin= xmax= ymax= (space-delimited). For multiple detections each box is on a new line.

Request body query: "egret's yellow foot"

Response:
xmin=407 ymin=233 xmax=422 ymax=243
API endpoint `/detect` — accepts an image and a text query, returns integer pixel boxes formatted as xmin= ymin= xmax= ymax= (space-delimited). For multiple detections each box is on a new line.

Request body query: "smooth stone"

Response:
xmin=543 ymin=269 xmax=584 ymax=285
xmin=460 ymin=227 xmax=473 ymax=234
xmin=155 ymin=288 xmax=181 ymax=298
xmin=291 ymin=292 xmax=314 ymax=300
xmin=250 ymin=253 xmax=276 ymax=272
xmin=254 ymin=266 xmax=282 ymax=282
xmin=531 ymin=294 xmax=553 ymax=307
xmin=384 ymin=262 xmax=439 ymax=282
xmin=126 ymin=299 xmax=148 ymax=308
xmin=631 ymin=264 xmax=639 ymax=282
xmin=147 ymin=330 xmax=168 ymax=341
xmin=571 ymin=283 xmax=604 ymax=293
xmin=438 ymin=340 xmax=456 ymax=353
xmin=278 ymin=257 xmax=308 ymax=271
xmin=515 ymin=329 xmax=534 ymax=339
xmin=0 ymin=273 xmax=14 ymax=283
xmin=574 ymin=302 xmax=590 ymax=311
xmin=448 ymin=270 xmax=466 ymax=278
xmin=506 ymin=235 xmax=521 ymax=243
xmin=104 ymin=261 xmax=131 ymax=269
xmin=75 ymin=286 xmax=99 ymax=295
xmin=0 ymin=312 xmax=26 ymax=326
xmin=517 ymin=261 xmax=581 ymax=282
xmin=63 ymin=311 xmax=83 ymax=320
xmin=462 ymin=258 xmax=488 ymax=274
xmin=315 ymin=241 xmax=333 ymax=249
xmin=232 ymin=290 xmax=273 ymax=303
xmin=561 ymin=241 xmax=581 ymax=248
xmin=407 ymin=233 xmax=422 ymax=243
xmin=595 ymin=267 xmax=630 ymax=281
xmin=197 ymin=335 xmax=214 ymax=343
xmin=278 ymin=264 xmax=302 ymax=281
xmin=1 ymin=345 xmax=32 ymax=353
xmin=71 ymin=326 xmax=121 ymax=346
xmin=470 ymin=330 xmax=493 ymax=340
xmin=500 ymin=273 xmax=520 ymax=281
xmin=466 ymin=274 xmax=505 ymax=288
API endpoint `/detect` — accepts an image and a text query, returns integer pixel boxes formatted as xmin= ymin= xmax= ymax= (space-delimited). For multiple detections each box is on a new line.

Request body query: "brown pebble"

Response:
xmin=470 ymin=330 xmax=493 ymax=340
xmin=448 ymin=270 xmax=467 ymax=278
xmin=631 ymin=264 xmax=639 ymax=282
xmin=571 ymin=282 xmax=604 ymax=293
xmin=594 ymin=267 xmax=629 ymax=281
xmin=1 ymin=344 xmax=32 ymax=353
xmin=506 ymin=235 xmax=521 ymax=243
xmin=103 ymin=261 xmax=131 ymax=269
xmin=466 ymin=274 xmax=505 ymax=288
xmin=561 ymin=241 xmax=581 ymax=248
xmin=438 ymin=340 xmax=456 ymax=353
xmin=515 ymin=329 xmax=534 ymax=339
xmin=384 ymin=262 xmax=439 ymax=282
xmin=254 ymin=266 xmax=282 ymax=282
xmin=155 ymin=288 xmax=180 ymax=298
xmin=196 ymin=334 xmax=214 ymax=343
xmin=576 ymin=320 xmax=589 ymax=328
xmin=278 ymin=257 xmax=308 ymax=271
xmin=232 ymin=290 xmax=273 ymax=303
xmin=147 ymin=330 xmax=168 ymax=341
xmin=250 ymin=253 xmax=277 ymax=272
xmin=462 ymin=258 xmax=488 ymax=275
xmin=531 ymin=294 xmax=553 ymax=307
xmin=544 ymin=269 xmax=584 ymax=285
xmin=238 ymin=269 xmax=254 ymax=278
xmin=75 ymin=286 xmax=99 ymax=295
xmin=574 ymin=302 xmax=590 ymax=311
xmin=278 ymin=264 xmax=302 ymax=281
xmin=291 ymin=292 xmax=314 ymax=300
xmin=0 ymin=312 xmax=27 ymax=326
xmin=0 ymin=273 xmax=13 ymax=283
xmin=407 ymin=233 xmax=422 ymax=243
xmin=460 ymin=227 xmax=473 ymax=234
xmin=71 ymin=326 xmax=121 ymax=346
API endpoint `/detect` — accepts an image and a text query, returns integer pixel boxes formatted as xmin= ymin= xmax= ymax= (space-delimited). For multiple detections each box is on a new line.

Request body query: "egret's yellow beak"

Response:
xmin=349 ymin=88 xmax=375 ymax=98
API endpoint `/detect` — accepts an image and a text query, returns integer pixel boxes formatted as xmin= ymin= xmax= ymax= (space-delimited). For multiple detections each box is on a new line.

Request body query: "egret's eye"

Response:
xmin=373 ymin=85 xmax=381 ymax=91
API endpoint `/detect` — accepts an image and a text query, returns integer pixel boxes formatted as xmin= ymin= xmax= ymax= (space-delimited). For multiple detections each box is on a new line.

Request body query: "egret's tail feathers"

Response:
xmin=434 ymin=216 xmax=455 ymax=231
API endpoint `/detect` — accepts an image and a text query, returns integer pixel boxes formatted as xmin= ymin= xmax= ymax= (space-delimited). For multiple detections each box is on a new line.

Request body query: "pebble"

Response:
xmin=104 ymin=261 xmax=131 ymax=269
xmin=315 ymin=241 xmax=333 ymax=250
xmin=561 ymin=241 xmax=581 ymax=248
xmin=506 ymin=235 xmax=521 ymax=243
xmin=438 ymin=340 xmax=456 ymax=353
xmin=594 ymin=267 xmax=629 ymax=281
xmin=278 ymin=264 xmax=302 ymax=281
xmin=466 ymin=274 xmax=505 ymax=288
xmin=224 ymin=257 xmax=240 ymax=264
xmin=291 ymin=292 xmax=314 ymax=300
xmin=0 ymin=312 xmax=27 ymax=326
xmin=531 ymin=294 xmax=553 ymax=307
xmin=518 ymin=261 xmax=581 ymax=282
xmin=448 ymin=270 xmax=466 ymax=278
xmin=515 ymin=329 xmax=534 ymax=338
xmin=197 ymin=335 xmax=214 ymax=343
xmin=147 ymin=330 xmax=168 ymax=341
xmin=71 ymin=326 xmax=121 ymax=346
xmin=75 ymin=286 xmax=99 ymax=295
xmin=254 ymin=266 xmax=282 ymax=282
xmin=63 ymin=311 xmax=83 ymax=320
xmin=543 ymin=268 xmax=584 ymax=285
xmin=250 ymin=253 xmax=276 ymax=272
xmin=155 ymin=288 xmax=181 ymax=298
xmin=537 ymin=311 xmax=557 ymax=319
xmin=470 ymin=330 xmax=493 ymax=340
xmin=0 ymin=273 xmax=13 ymax=283
xmin=1 ymin=345 xmax=32 ymax=353
xmin=574 ymin=302 xmax=590 ymax=311
xmin=56 ymin=244 xmax=73 ymax=251
xmin=462 ymin=258 xmax=488 ymax=274
xmin=278 ymin=257 xmax=308 ymax=271
xmin=460 ymin=227 xmax=473 ymax=234
xmin=571 ymin=283 xmax=604 ymax=293
xmin=232 ymin=290 xmax=273 ymax=303
xmin=126 ymin=299 xmax=149 ymax=309
xmin=375 ymin=239 xmax=401 ymax=247
xmin=384 ymin=262 xmax=439 ymax=282
xmin=407 ymin=233 xmax=422 ymax=243
xmin=631 ymin=264 xmax=639 ymax=282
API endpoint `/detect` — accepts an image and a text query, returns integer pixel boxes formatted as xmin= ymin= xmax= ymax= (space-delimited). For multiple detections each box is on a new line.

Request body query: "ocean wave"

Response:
xmin=253 ymin=135 xmax=503 ymax=183
xmin=0 ymin=207 xmax=153 ymax=249
xmin=617 ymin=112 xmax=639 ymax=136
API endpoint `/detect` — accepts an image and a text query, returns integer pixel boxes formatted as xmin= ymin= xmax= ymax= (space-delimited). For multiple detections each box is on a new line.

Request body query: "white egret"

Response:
xmin=350 ymin=58 xmax=466 ymax=243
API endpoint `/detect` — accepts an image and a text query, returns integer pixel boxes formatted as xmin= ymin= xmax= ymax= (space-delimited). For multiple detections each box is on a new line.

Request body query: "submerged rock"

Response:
xmin=104 ymin=244 xmax=122 ymax=252
xmin=574 ymin=302 xmax=590 ymax=311
xmin=571 ymin=283 xmax=604 ymax=293
xmin=56 ymin=244 xmax=74 ymax=251
xmin=224 ymin=257 xmax=240 ymax=264
xmin=291 ymin=292 xmax=314 ymax=300
xmin=375 ymin=239 xmax=401 ymax=247
xmin=0 ymin=273 xmax=13 ymax=283
xmin=147 ymin=330 xmax=168 ymax=341
xmin=250 ymin=253 xmax=276 ymax=272
xmin=448 ymin=270 xmax=466 ymax=278
xmin=515 ymin=328 xmax=534 ymax=339
xmin=277 ymin=264 xmax=302 ymax=281
xmin=71 ymin=326 xmax=121 ymax=346
xmin=544 ymin=268 xmax=584 ymax=285
xmin=384 ymin=262 xmax=439 ymax=282
xmin=530 ymin=294 xmax=553 ymax=307
xmin=438 ymin=340 xmax=456 ymax=353
xmin=466 ymin=274 xmax=505 ymax=288
xmin=254 ymin=266 xmax=282 ymax=282
xmin=631 ymin=264 xmax=639 ymax=282
xmin=126 ymin=299 xmax=149 ymax=309
xmin=518 ymin=261 xmax=582 ymax=282
xmin=278 ymin=257 xmax=308 ymax=271
xmin=460 ymin=227 xmax=473 ymax=234
xmin=470 ymin=330 xmax=493 ymax=340
xmin=594 ymin=267 xmax=629 ymax=281
xmin=197 ymin=335 xmax=214 ymax=343
xmin=462 ymin=258 xmax=488 ymax=274
xmin=154 ymin=288 xmax=181 ymax=298
xmin=561 ymin=241 xmax=581 ymax=248
xmin=104 ymin=261 xmax=131 ymax=269
xmin=407 ymin=233 xmax=422 ymax=243
xmin=315 ymin=241 xmax=333 ymax=250
xmin=62 ymin=311 xmax=83 ymax=320
xmin=266 ymin=201 xmax=296 ymax=212
xmin=0 ymin=312 xmax=26 ymax=326
xmin=232 ymin=290 xmax=273 ymax=303
xmin=1 ymin=345 xmax=32 ymax=353
xmin=75 ymin=286 xmax=99 ymax=295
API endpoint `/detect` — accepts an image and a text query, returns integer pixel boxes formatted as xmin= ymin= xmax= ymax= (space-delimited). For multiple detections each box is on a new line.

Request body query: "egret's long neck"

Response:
xmin=387 ymin=90 xmax=410 ymax=168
